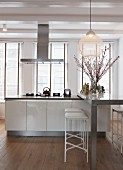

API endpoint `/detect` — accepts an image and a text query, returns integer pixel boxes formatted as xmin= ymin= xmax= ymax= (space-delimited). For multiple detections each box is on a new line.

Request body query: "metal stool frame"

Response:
xmin=112 ymin=107 xmax=123 ymax=154
xmin=64 ymin=110 xmax=88 ymax=162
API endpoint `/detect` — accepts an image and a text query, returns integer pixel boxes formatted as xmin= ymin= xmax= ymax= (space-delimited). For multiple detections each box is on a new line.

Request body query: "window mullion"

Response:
xmin=64 ymin=43 xmax=65 ymax=89
xmin=50 ymin=43 xmax=52 ymax=93
xmin=4 ymin=43 xmax=7 ymax=98
xmin=109 ymin=43 xmax=112 ymax=95
xmin=17 ymin=43 xmax=20 ymax=95
xmin=36 ymin=63 xmax=38 ymax=93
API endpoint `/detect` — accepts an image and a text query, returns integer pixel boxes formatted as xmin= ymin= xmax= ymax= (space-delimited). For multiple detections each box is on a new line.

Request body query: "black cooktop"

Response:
xmin=25 ymin=92 xmax=61 ymax=97
xmin=26 ymin=93 xmax=34 ymax=96
xmin=25 ymin=93 xmax=46 ymax=97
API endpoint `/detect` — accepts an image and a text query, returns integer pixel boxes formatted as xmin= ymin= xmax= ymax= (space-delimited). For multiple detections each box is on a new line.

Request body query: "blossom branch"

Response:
xmin=74 ymin=51 xmax=120 ymax=85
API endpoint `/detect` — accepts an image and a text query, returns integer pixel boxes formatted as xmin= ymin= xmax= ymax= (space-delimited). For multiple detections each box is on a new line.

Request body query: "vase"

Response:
xmin=90 ymin=80 xmax=97 ymax=94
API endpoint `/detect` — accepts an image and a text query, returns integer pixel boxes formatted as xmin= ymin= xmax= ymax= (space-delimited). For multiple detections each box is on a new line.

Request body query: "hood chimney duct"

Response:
xmin=20 ymin=24 xmax=64 ymax=64
xmin=37 ymin=24 xmax=48 ymax=60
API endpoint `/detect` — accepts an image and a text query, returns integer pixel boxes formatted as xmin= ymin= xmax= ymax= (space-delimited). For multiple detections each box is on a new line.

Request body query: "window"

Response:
xmin=98 ymin=43 xmax=111 ymax=93
xmin=37 ymin=42 xmax=67 ymax=95
xmin=50 ymin=43 xmax=64 ymax=93
xmin=81 ymin=43 xmax=112 ymax=93
xmin=38 ymin=64 xmax=50 ymax=92
xmin=6 ymin=43 xmax=19 ymax=96
xmin=0 ymin=42 xmax=22 ymax=99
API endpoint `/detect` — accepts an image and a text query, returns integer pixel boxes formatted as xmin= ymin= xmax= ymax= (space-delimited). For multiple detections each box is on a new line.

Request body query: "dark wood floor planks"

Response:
xmin=0 ymin=119 xmax=123 ymax=170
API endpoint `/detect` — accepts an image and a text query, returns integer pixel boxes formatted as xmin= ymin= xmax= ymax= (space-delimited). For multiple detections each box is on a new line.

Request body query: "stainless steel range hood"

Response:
xmin=20 ymin=24 xmax=64 ymax=64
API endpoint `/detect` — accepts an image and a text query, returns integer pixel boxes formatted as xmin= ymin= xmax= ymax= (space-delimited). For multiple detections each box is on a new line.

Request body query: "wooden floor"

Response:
xmin=0 ymin=120 xmax=123 ymax=170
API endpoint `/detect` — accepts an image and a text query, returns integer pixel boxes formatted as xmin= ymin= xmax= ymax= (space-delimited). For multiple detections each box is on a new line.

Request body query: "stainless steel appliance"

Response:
xmin=20 ymin=24 xmax=64 ymax=64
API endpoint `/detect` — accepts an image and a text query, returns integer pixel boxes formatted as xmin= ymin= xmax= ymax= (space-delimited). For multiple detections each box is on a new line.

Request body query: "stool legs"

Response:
xmin=112 ymin=108 xmax=123 ymax=154
xmin=111 ymin=109 xmax=113 ymax=144
xmin=64 ymin=118 xmax=88 ymax=162
xmin=83 ymin=119 xmax=88 ymax=162
xmin=85 ymin=119 xmax=88 ymax=162
xmin=64 ymin=116 xmax=67 ymax=162
xmin=120 ymin=114 xmax=123 ymax=154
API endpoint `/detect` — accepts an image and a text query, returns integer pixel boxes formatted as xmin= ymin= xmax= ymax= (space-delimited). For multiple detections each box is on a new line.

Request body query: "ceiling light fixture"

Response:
xmin=79 ymin=0 xmax=103 ymax=58
xmin=3 ymin=24 xmax=7 ymax=32
xmin=79 ymin=0 xmax=102 ymax=50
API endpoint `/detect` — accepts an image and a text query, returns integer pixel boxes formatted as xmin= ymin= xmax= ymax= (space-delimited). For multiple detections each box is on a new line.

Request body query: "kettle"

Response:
xmin=43 ymin=87 xmax=50 ymax=96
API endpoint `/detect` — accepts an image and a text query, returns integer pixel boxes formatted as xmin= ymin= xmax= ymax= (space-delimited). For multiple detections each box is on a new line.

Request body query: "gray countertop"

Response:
xmin=5 ymin=95 xmax=82 ymax=100
xmin=78 ymin=93 xmax=123 ymax=105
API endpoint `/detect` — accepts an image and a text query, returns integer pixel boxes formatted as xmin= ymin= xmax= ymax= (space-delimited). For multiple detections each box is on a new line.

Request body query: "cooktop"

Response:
xmin=25 ymin=93 xmax=46 ymax=97
xmin=25 ymin=93 xmax=61 ymax=97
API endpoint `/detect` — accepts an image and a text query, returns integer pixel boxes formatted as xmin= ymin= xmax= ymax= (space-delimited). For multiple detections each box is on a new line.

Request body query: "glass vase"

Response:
xmin=90 ymin=80 xmax=97 ymax=95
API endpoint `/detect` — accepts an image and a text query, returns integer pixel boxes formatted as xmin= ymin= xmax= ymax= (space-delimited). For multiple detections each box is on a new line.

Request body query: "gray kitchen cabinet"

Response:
xmin=5 ymin=100 xmax=26 ymax=131
xmin=47 ymin=100 xmax=72 ymax=131
xmin=27 ymin=101 xmax=47 ymax=131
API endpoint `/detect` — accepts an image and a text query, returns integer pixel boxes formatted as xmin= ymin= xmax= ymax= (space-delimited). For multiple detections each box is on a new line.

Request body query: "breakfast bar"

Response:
xmin=78 ymin=93 xmax=123 ymax=170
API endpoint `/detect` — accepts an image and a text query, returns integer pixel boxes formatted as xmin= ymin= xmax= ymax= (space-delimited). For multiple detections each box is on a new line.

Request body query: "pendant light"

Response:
xmin=79 ymin=0 xmax=103 ymax=58
xmin=80 ymin=0 xmax=102 ymax=44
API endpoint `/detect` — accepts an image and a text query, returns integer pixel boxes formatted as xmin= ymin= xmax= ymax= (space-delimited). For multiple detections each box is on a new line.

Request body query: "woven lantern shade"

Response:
xmin=79 ymin=0 xmax=103 ymax=58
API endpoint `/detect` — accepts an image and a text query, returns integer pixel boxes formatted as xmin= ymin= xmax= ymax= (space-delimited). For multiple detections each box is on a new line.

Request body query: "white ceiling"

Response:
xmin=0 ymin=0 xmax=123 ymax=40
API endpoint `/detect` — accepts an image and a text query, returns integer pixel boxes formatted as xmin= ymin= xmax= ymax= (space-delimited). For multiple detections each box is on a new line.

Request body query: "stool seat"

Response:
xmin=65 ymin=112 xmax=88 ymax=119
xmin=112 ymin=107 xmax=123 ymax=113
xmin=65 ymin=108 xmax=82 ymax=112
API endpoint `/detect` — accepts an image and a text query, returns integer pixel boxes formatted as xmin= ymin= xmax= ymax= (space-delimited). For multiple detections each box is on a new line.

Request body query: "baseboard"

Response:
xmin=7 ymin=131 xmax=106 ymax=137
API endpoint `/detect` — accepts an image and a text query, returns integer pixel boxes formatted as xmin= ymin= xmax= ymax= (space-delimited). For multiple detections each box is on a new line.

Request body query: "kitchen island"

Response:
xmin=5 ymin=95 xmax=110 ymax=137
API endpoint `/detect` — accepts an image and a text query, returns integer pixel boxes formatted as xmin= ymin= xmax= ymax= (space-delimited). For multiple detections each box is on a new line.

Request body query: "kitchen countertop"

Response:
xmin=5 ymin=95 xmax=82 ymax=100
xmin=77 ymin=92 xmax=123 ymax=105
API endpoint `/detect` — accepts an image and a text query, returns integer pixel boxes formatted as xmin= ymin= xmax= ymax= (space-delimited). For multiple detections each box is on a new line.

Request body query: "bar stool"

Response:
xmin=112 ymin=106 xmax=123 ymax=154
xmin=64 ymin=108 xmax=89 ymax=162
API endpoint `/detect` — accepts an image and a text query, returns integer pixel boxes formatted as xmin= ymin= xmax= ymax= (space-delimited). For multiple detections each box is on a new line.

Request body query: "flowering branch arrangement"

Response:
xmin=74 ymin=47 xmax=119 ymax=87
